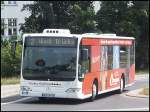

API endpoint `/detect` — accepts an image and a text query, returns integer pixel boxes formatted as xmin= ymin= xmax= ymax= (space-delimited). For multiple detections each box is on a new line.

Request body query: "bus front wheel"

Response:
xmin=89 ymin=82 xmax=97 ymax=101
xmin=38 ymin=97 xmax=48 ymax=101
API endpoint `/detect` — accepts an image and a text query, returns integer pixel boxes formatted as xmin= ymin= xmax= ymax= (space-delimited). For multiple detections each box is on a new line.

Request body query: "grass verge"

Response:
xmin=1 ymin=76 xmax=20 ymax=85
xmin=139 ymin=87 xmax=149 ymax=96
xmin=136 ymin=68 xmax=149 ymax=75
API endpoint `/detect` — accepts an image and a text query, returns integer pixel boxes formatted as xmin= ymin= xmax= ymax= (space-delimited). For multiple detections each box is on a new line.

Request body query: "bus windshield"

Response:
xmin=22 ymin=37 xmax=77 ymax=81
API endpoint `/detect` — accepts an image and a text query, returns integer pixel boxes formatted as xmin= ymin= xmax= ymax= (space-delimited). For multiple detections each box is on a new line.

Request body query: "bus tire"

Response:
xmin=118 ymin=77 xmax=124 ymax=93
xmin=38 ymin=97 xmax=47 ymax=101
xmin=89 ymin=82 xmax=97 ymax=101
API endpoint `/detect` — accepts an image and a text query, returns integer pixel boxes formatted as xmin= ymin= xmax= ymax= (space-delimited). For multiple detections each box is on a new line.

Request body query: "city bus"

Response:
xmin=20 ymin=29 xmax=135 ymax=101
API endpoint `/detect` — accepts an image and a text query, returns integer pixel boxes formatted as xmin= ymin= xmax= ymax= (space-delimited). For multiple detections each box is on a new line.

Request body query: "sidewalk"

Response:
xmin=125 ymin=88 xmax=149 ymax=98
xmin=1 ymin=84 xmax=20 ymax=98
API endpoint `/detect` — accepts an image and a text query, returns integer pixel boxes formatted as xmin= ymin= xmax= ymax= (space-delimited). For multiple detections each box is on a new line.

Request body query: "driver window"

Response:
xmin=79 ymin=45 xmax=91 ymax=75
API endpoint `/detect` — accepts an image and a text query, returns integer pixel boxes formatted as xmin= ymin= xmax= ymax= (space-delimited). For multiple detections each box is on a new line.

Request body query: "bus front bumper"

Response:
xmin=20 ymin=89 xmax=91 ymax=100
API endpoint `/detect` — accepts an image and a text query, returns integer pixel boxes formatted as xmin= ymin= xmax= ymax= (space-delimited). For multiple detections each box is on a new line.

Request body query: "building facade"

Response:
xmin=1 ymin=1 xmax=33 ymax=40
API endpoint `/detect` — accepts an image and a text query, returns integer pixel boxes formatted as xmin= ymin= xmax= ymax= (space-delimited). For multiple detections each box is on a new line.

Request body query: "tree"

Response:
xmin=20 ymin=1 xmax=96 ymax=34
xmin=1 ymin=40 xmax=22 ymax=77
xmin=68 ymin=3 xmax=96 ymax=33
xmin=96 ymin=1 xmax=149 ymax=69
xmin=20 ymin=1 xmax=55 ymax=33
xmin=131 ymin=1 xmax=149 ymax=69
xmin=96 ymin=1 xmax=135 ymax=35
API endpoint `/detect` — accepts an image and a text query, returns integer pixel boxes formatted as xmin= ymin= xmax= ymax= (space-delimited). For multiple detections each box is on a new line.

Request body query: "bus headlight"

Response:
xmin=20 ymin=86 xmax=32 ymax=91
xmin=65 ymin=88 xmax=81 ymax=93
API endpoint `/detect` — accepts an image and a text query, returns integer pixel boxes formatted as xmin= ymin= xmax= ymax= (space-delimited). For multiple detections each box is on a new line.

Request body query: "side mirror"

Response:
xmin=81 ymin=49 xmax=88 ymax=61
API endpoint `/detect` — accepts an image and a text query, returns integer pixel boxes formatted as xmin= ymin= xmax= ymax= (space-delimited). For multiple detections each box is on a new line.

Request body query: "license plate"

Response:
xmin=42 ymin=93 xmax=55 ymax=97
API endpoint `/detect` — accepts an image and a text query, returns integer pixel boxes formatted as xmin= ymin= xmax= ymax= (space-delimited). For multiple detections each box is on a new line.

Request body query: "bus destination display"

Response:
xmin=25 ymin=37 xmax=77 ymax=46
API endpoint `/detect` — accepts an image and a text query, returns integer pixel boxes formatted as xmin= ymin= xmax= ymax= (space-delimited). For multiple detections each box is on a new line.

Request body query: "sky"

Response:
xmin=93 ymin=1 xmax=101 ymax=13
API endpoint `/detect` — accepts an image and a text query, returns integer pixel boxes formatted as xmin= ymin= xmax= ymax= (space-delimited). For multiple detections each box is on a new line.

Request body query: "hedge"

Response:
xmin=1 ymin=40 xmax=22 ymax=77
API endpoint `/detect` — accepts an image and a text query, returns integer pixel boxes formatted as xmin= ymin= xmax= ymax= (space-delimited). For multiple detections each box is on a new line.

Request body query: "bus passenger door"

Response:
xmin=100 ymin=46 xmax=108 ymax=91
xmin=126 ymin=46 xmax=131 ymax=85
xmin=120 ymin=46 xmax=130 ymax=85
xmin=79 ymin=45 xmax=92 ymax=95
xmin=111 ymin=46 xmax=120 ymax=87
xmin=107 ymin=46 xmax=120 ymax=89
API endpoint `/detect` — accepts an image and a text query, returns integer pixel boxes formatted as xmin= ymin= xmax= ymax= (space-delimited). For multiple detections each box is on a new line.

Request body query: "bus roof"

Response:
xmin=23 ymin=33 xmax=135 ymax=40
xmin=81 ymin=34 xmax=135 ymax=40
xmin=23 ymin=29 xmax=135 ymax=40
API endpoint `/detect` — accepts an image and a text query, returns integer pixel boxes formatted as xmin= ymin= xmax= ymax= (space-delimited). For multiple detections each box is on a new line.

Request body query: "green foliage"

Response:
xmin=96 ymin=1 xmax=149 ymax=69
xmin=20 ymin=1 xmax=96 ymax=34
xmin=1 ymin=40 xmax=22 ymax=77
xmin=132 ymin=1 xmax=149 ymax=69
xmin=68 ymin=4 xmax=96 ymax=33
xmin=18 ymin=1 xmax=149 ymax=70
xmin=1 ymin=76 xmax=20 ymax=85
xmin=20 ymin=1 xmax=55 ymax=33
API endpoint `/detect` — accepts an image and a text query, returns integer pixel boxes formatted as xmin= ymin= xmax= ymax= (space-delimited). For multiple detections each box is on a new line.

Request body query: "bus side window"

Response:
xmin=108 ymin=46 xmax=113 ymax=70
xmin=100 ymin=46 xmax=108 ymax=71
xmin=120 ymin=46 xmax=128 ymax=68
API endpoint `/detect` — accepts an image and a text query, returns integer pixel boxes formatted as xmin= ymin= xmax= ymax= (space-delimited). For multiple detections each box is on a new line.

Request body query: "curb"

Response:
xmin=125 ymin=89 xmax=149 ymax=98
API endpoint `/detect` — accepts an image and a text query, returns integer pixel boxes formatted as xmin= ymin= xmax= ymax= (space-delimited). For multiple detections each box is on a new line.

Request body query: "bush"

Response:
xmin=1 ymin=40 xmax=22 ymax=77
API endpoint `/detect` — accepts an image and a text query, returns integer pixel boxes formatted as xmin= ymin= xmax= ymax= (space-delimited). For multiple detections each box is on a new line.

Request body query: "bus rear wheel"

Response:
xmin=118 ymin=77 xmax=124 ymax=93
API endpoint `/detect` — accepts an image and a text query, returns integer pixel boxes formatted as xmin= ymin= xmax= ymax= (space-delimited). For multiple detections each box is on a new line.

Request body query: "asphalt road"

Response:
xmin=1 ymin=75 xmax=149 ymax=111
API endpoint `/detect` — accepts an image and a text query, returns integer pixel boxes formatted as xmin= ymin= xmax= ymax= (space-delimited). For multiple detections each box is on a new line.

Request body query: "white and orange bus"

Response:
xmin=20 ymin=29 xmax=135 ymax=101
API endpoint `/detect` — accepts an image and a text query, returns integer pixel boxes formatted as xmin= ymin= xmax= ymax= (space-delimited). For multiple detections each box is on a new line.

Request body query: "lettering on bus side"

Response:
xmin=100 ymin=39 xmax=132 ymax=45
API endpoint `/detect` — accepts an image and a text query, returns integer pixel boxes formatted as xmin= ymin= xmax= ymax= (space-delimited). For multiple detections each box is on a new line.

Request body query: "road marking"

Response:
xmin=86 ymin=107 xmax=149 ymax=111
xmin=1 ymin=97 xmax=31 ymax=105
